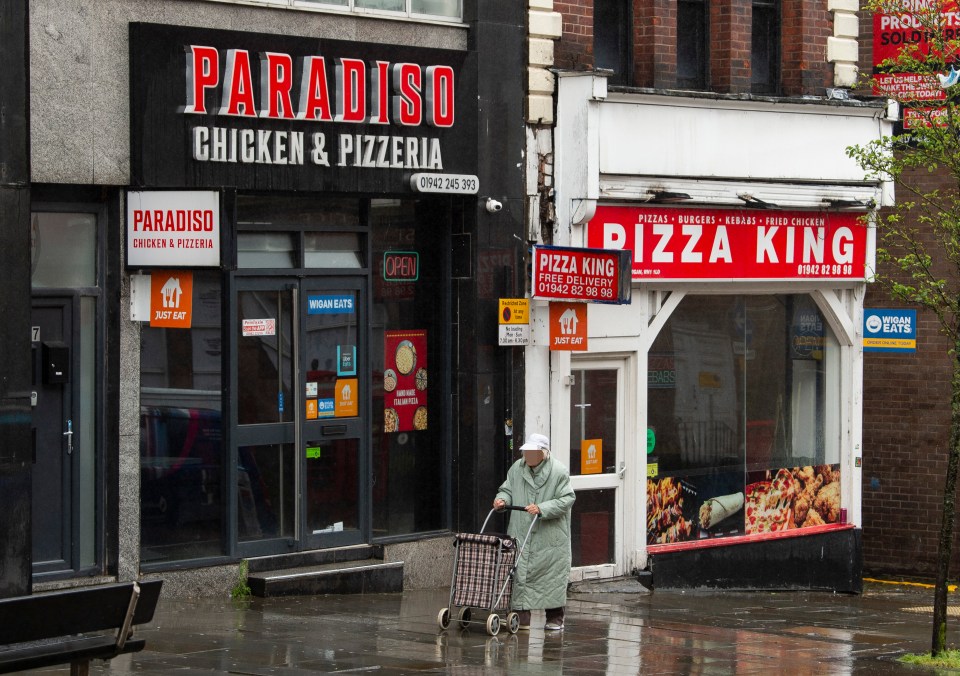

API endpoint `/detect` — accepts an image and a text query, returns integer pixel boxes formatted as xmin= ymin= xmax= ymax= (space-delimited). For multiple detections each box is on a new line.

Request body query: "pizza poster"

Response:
xmin=383 ymin=330 xmax=428 ymax=433
xmin=744 ymin=464 xmax=841 ymax=534
xmin=647 ymin=463 xmax=842 ymax=546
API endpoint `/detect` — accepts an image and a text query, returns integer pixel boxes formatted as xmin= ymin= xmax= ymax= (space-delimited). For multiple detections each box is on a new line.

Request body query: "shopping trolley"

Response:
xmin=437 ymin=506 xmax=538 ymax=636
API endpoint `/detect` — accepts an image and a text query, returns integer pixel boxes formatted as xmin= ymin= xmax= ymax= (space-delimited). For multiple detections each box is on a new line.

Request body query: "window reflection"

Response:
xmin=140 ymin=273 xmax=224 ymax=563
xmin=371 ymin=198 xmax=448 ymax=536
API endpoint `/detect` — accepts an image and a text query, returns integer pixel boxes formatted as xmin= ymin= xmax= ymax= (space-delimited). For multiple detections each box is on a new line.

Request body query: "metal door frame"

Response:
xmin=230 ymin=275 xmax=369 ymax=558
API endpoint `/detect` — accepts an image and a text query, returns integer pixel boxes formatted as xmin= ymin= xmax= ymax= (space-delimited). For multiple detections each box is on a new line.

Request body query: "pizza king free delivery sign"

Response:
xmin=586 ymin=206 xmax=870 ymax=281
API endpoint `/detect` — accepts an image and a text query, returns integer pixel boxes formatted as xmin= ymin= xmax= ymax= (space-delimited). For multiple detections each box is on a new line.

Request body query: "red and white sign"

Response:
xmin=242 ymin=318 xmax=276 ymax=337
xmin=532 ymin=245 xmax=628 ymax=302
xmin=872 ymin=5 xmax=960 ymax=99
xmin=586 ymin=206 xmax=869 ymax=282
xmin=127 ymin=191 xmax=220 ymax=267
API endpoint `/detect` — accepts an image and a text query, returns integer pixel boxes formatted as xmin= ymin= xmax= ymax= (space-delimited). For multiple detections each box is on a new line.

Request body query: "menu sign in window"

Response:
xmin=383 ymin=330 xmax=428 ymax=433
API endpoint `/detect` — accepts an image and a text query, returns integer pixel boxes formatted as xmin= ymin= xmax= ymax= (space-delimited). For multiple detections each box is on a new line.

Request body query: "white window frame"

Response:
xmin=200 ymin=0 xmax=464 ymax=23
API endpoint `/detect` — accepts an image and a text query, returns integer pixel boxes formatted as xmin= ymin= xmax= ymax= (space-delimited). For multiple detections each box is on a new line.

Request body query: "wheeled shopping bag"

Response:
xmin=437 ymin=506 xmax=538 ymax=636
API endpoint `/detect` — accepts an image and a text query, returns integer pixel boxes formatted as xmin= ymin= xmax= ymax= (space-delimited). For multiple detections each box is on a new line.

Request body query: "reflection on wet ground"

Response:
xmin=26 ymin=581 xmax=949 ymax=674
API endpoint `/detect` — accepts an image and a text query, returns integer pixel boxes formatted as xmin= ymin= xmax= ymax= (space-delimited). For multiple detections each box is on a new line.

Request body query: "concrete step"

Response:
xmin=245 ymin=544 xmax=384 ymax=574
xmin=248 ymin=558 xmax=404 ymax=597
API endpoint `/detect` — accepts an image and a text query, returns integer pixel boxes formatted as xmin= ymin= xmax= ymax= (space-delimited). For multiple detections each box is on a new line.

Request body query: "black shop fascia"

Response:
xmin=129 ymin=22 xmax=478 ymax=196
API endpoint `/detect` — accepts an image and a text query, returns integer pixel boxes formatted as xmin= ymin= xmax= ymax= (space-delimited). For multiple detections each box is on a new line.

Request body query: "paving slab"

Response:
xmin=19 ymin=580 xmax=957 ymax=674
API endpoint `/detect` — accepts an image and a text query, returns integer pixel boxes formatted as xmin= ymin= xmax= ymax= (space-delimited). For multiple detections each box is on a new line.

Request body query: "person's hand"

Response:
xmin=525 ymin=503 xmax=540 ymax=516
xmin=493 ymin=498 xmax=506 ymax=510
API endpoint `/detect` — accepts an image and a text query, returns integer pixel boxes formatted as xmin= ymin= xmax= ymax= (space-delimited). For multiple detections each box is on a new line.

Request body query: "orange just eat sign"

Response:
xmin=150 ymin=271 xmax=193 ymax=328
xmin=549 ymin=302 xmax=587 ymax=351
xmin=581 ymin=439 xmax=602 ymax=475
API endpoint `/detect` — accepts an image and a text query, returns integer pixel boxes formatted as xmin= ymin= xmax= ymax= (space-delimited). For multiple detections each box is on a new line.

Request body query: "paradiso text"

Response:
xmin=183 ymin=46 xmax=455 ymax=170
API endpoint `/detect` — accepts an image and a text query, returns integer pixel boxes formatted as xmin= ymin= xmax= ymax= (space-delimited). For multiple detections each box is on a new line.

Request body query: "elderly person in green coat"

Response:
xmin=493 ymin=433 xmax=575 ymax=631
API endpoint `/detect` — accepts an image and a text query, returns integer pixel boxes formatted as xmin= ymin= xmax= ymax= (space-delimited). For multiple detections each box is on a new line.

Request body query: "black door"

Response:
xmin=31 ymin=297 xmax=76 ymax=574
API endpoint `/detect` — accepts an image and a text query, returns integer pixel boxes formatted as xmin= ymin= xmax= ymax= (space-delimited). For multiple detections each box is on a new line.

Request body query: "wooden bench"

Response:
xmin=0 ymin=579 xmax=162 ymax=675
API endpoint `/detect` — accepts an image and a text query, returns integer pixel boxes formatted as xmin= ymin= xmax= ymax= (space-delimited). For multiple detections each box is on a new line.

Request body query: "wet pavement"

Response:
xmin=26 ymin=580 xmax=956 ymax=674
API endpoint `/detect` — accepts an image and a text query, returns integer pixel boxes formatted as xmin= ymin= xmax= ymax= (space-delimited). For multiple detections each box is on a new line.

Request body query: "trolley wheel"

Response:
xmin=506 ymin=611 xmax=520 ymax=634
xmin=486 ymin=613 xmax=501 ymax=636
xmin=437 ymin=607 xmax=451 ymax=630
xmin=458 ymin=606 xmax=472 ymax=629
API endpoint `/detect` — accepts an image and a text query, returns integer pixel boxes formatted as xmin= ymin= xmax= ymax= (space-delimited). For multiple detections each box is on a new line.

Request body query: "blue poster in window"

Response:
xmin=863 ymin=309 xmax=917 ymax=353
xmin=338 ymin=345 xmax=357 ymax=376
xmin=307 ymin=295 xmax=355 ymax=314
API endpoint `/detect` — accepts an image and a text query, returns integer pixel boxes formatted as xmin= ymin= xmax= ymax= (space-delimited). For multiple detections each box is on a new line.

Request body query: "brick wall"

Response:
xmin=555 ymin=0 xmax=832 ymax=95
xmin=780 ymin=0 xmax=833 ymax=95
xmin=555 ymin=1 xmax=594 ymax=71
xmin=862 ymin=165 xmax=960 ymax=579
xmin=633 ymin=0 xmax=677 ymax=89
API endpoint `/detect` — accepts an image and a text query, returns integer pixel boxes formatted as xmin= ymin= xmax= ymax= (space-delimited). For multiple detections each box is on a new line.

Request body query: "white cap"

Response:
xmin=519 ymin=433 xmax=550 ymax=453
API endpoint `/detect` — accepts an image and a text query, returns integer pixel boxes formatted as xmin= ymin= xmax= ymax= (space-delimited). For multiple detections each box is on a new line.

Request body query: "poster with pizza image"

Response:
xmin=648 ymin=469 xmax=745 ymax=545
xmin=383 ymin=330 xmax=428 ymax=434
xmin=744 ymin=464 xmax=841 ymax=534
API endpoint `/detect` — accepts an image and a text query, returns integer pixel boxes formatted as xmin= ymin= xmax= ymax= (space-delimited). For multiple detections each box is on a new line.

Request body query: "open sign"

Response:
xmin=383 ymin=252 xmax=419 ymax=282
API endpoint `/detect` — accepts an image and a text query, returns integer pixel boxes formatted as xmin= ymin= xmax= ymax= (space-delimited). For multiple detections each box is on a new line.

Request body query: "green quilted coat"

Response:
xmin=495 ymin=456 xmax=575 ymax=611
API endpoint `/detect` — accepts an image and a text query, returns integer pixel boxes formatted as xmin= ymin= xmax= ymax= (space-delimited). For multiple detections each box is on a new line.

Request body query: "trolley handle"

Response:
xmin=480 ymin=505 xmax=539 ymax=534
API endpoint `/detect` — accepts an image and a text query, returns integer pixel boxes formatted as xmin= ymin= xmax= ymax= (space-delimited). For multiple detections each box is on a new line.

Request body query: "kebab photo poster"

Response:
xmin=383 ymin=330 xmax=428 ymax=433
xmin=647 ymin=463 xmax=842 ymax=545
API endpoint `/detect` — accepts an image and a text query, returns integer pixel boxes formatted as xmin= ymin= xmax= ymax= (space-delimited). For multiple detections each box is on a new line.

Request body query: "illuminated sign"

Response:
xmin=383 ymin=252 xmax=419 ymax=282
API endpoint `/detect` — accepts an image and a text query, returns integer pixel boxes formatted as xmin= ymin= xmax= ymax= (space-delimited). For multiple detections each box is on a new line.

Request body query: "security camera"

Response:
xmin=485 ymin=198 xmax=503 ymax=213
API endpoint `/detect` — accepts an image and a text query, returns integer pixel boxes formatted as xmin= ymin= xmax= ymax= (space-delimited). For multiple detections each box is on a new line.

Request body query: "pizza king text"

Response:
xmin=600 ymin=222 xmax=856 ymax=265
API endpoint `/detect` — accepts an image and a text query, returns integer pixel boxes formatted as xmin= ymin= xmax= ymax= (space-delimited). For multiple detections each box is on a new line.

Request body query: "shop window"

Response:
xmin=751 ymin=0 xmax=780 ymax=94
xmin=678 ymin=0 xmax=709 ymax=90
xmin=244 ymin=0 xmax=463 ymax=20
xmin=238 ymin=196 xmax=362 ymax=271
xmin=140 ymin=272 xmax=224 ymax=563
xmin=31 ymin=213 xmax=97 ymax=288
xmin=594 ymin=0 xmax=631 ymax=86
xmin=647 ymin=295 xmax=842 ymax=547
xmin=371 ymin=198 xmax=447 ymax=537
xmin=305 ymin=232 xmax=364 ymax=268
xmin=238 ymin=233 xmax=297 ymax=269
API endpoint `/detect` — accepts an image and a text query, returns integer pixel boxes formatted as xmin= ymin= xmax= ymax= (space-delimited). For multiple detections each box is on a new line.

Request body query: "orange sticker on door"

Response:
xmin=581 ymin=439 xmax=602 ymax=475
xmin=335 ymin=378 xmax=358 ymax=417
xmin=150 ymin=271 xmax=193 ymax=328
xmin=549 ymin=302 xmax=587 ymax=351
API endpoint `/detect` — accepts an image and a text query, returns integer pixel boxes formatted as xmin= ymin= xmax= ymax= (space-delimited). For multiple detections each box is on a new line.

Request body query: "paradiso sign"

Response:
xmin=585 ymin=206 xmax=870 ymax=281
xmin=130 ymin=24 xmax=476 ymax=193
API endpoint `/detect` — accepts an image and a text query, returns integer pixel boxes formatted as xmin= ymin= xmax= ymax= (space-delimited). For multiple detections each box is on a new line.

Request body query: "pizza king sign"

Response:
xmin=586 ymin=206 xmax=870 ymax=281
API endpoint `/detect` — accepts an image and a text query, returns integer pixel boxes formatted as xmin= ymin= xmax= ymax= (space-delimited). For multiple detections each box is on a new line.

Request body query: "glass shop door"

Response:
xmin=568 ymin=357 xmax=628 ymax=579
xmin=234 ymin=277 xmax=367 ymax=555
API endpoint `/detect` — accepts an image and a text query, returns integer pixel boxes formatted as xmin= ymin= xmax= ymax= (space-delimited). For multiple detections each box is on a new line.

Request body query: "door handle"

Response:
xmin=63 ymin=419 xmax=73 ymax=455
xmin=618 ymin=461 xmax=625 ymax=479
